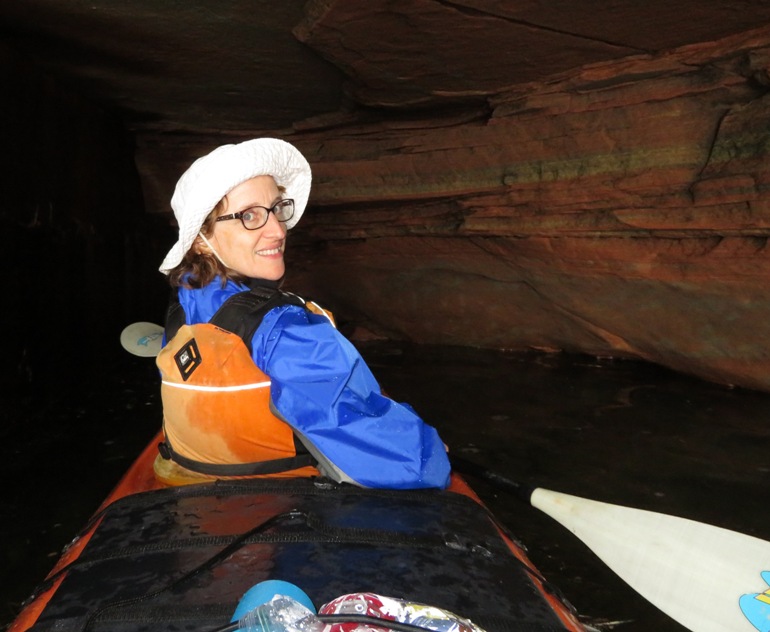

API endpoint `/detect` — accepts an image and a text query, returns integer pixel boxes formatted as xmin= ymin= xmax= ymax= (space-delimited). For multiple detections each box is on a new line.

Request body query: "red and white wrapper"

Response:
xmin=319 ymin=593 xmax=486 ymax=632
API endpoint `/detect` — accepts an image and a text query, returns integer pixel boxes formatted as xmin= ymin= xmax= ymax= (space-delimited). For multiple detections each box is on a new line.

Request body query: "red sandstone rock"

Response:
xmin=284 ymin=25 xmax=770 ymax=392
xmin=11 ymin=0 xmax=770 ymax=391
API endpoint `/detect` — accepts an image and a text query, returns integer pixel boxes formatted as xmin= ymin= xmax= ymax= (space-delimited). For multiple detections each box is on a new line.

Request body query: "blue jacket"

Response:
xmin=176 ymin=278 xmax=451 ymax=489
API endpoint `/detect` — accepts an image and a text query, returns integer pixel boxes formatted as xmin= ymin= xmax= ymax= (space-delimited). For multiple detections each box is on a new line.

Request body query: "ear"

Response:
xmin=192 ymin=234 xmax=210 ymax=255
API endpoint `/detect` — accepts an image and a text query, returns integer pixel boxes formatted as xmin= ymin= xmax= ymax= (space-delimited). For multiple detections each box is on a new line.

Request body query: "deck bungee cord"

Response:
xmin=211 ymin=614 xmax=464 ymax=632
xmin=81 ymin=510 xmax=309 ymax=631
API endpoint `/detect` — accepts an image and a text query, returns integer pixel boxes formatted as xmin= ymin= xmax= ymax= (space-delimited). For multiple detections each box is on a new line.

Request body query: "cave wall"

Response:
xmin=0 ymin=43 xmax=164 ymax=400
xmin=4 ymin=14 xmax=770 ymax=394
xmin=284 ymin=25 xmax=770 ymax=391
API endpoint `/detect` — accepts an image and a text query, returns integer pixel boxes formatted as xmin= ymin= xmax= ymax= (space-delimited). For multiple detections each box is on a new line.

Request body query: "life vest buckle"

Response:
xmin=158 ymin=441 xmax=172 ymax=460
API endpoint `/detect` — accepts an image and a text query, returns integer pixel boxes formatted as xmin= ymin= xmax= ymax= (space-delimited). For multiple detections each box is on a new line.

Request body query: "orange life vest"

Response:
xmin=154 ymin=287 xmax=329 ymax=485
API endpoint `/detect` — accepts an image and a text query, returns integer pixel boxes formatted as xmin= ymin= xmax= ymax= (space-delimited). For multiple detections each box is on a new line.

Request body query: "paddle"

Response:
xmin=120 ymin=321 xmax=164 ymax=357
xmin=451 ymin=455 xmax=770 ymax=632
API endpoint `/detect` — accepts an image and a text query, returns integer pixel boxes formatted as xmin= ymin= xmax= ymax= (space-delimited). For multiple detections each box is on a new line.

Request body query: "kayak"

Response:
xmin=9 ymin=433 xmax=587 ymax=632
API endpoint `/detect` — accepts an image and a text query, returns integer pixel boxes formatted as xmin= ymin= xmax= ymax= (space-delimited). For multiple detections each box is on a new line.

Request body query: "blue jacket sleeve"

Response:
xmin=251 ymin=305 xmax=451 ymax=489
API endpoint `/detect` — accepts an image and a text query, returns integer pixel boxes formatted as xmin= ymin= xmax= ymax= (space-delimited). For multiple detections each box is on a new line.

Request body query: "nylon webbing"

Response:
xmin=157 ymin=437 xmax=315 ymax=476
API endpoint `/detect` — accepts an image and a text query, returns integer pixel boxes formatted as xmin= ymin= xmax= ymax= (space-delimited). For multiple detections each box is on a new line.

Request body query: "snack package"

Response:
xmin=319 ymin=593 xmax=486 ymax=632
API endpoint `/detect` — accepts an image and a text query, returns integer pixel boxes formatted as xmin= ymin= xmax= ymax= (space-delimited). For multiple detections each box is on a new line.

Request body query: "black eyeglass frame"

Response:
xmin=215 ymin=199 xmax=295 ymax=230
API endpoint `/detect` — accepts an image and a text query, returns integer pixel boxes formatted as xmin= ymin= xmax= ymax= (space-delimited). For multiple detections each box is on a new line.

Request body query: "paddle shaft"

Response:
xmin=449 ymin=455 xmax=534 ymax=502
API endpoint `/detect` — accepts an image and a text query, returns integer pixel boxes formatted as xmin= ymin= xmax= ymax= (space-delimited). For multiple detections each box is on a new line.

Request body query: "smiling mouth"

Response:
xmin=257 ymin=245 xmax=284 ymax=256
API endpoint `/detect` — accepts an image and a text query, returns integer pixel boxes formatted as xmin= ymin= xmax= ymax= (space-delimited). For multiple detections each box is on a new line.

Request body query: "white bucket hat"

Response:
xmin=159 ymin=138 xmax=312 ymax=274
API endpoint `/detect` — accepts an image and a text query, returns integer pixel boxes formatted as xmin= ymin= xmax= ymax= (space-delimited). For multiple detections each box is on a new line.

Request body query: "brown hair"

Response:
xmin=166 ymin=198 xmax=245 ymax=289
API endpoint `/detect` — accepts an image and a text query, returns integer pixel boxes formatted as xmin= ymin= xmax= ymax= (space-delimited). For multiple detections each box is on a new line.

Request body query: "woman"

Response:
xmin=155 ymin=138 xmax=450 ymax=490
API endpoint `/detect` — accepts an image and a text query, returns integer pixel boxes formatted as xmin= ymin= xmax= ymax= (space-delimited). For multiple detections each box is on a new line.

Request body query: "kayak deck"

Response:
xmin=18 ymin=477 xmax=581 ymax=632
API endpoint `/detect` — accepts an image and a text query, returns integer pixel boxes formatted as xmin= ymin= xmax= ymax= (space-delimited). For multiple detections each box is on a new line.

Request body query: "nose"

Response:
xmin=262 ymin=209 xmax=287 ymax=236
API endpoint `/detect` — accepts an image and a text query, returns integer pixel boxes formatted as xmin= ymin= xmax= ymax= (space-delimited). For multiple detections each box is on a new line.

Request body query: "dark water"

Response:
xmin=3 ymin=343 xmax=770 ymax=631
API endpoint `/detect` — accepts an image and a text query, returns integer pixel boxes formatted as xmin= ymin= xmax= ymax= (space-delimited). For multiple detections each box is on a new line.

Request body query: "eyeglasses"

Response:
xmin=215 ymin=199 xmax=295 ymax=230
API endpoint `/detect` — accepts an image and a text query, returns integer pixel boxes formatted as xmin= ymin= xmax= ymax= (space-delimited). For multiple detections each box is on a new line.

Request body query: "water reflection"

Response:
xmin=2 ymin=343 xmax=769 ymax=630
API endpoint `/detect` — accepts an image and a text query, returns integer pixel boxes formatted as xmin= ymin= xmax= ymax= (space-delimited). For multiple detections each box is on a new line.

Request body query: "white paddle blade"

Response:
xmin=120 ymin=322 xmax=164 ymax=357
xmin=531 ymin=488 xmax=770 ymax=632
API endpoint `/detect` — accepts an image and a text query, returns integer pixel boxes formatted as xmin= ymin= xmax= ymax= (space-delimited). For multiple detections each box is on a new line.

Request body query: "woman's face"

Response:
xmin=208 ymin=175 xmax=288 ymax=280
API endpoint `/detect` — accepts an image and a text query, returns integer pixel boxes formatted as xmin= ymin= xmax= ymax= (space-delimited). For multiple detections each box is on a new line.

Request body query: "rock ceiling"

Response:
xmin=2 ymin=1 xmax=767 ymax=142
xmin=2 ymin=0 xmax=769 ymax=206
xmin=4 ymin=1 xmax=770 ymax=391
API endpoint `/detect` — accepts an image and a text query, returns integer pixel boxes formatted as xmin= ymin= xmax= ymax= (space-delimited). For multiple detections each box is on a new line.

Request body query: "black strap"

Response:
xmin=209 ymin=286 xmax=303 ymax=347
xmin=164 ymin=287 xmax=186 ymax=342
xmin=165 ymin=286 xmax=304 ymax=344
xmin=157 ymin=437 xmax=316 ymax=477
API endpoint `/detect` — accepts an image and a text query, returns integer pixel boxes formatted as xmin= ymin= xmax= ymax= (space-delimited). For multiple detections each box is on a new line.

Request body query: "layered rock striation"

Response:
xmin=286 ymin=25 xmax=770 ymax=391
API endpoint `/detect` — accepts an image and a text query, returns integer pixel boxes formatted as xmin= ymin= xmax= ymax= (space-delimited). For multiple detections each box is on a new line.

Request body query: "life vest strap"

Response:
xmin=157 ymin=437 xmax=316 ymax=477
xmin=210 ymin=286 xmax=304 ymax=347
xmin=165 ymin=285 xmax=304 ymax=344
